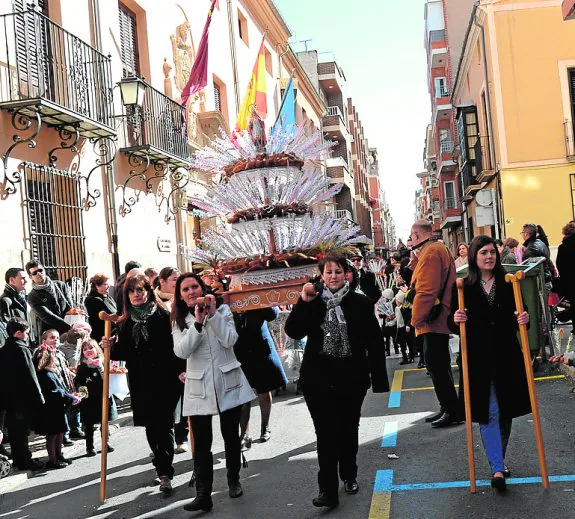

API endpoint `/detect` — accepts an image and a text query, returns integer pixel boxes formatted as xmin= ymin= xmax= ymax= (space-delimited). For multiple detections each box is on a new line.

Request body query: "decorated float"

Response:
xmin=182 ymin=118 xmax=366 ymax=312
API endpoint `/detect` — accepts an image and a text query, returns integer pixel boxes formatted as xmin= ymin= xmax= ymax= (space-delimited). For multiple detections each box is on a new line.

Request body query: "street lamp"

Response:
xmin=118 ymin=76 xmax=147 ymax=108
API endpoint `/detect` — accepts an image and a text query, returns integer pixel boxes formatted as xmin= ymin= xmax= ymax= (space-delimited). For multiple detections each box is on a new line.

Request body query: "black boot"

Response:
xmin=399 ymin=356 xmax=409 ymax=365
xmin=184 ymin=451 xmax=213 ymax=512
xmin=226 ymin=441 xmax=243 ymax=498
xmin=85 ymin=430 xmax=96 ymax=457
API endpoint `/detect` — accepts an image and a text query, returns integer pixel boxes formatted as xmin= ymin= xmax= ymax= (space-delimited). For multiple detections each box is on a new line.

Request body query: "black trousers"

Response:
xmin=189 ymin=405 xmax=243 ymax=486
xmin=304 ymin=387 xmax=367 ymax=497
xmin=423 ymin=333 xmax=459 ymax=416
xmin=5 ymin=410 xmax=33 ymax=466
xmin=145 ymin=424 xmax=175 ymax=479
xmin=382 ymin=324 xmax=398 ymax=353
xmin=175 ymin=416 xmax=189 ymax=445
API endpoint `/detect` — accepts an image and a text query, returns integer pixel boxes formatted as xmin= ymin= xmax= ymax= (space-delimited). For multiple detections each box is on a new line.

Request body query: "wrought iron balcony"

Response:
xmin=443 ymin=197 xmax=458 ymax=210
xmin=120 ymin=80 xmax=191 ymax=168
xmin=0 ymin=7 xmax=115 ymax=137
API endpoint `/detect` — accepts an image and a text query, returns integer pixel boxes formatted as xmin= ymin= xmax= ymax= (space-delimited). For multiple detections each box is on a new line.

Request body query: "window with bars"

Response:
xmin=119 ymin=3 xmax=140 ymax=77
xmin=24 ymin=164 xmax=87 ymax=282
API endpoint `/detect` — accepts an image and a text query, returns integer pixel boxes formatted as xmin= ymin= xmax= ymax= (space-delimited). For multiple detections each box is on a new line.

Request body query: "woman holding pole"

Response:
xmin=450 ymin=235 xmax=531 ymax=491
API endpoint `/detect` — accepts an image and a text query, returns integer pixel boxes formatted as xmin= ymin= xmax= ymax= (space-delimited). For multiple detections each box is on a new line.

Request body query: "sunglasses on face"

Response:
xmin=30 ymin=268 xmax=44 ymax=276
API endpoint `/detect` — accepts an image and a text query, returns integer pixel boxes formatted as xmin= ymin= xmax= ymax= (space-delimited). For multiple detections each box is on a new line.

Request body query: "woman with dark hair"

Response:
xmin=154 ymin=267 xmax=180 ymax=312
xmin=556 ymin=221 xmax=575 ymax=325
xmin=450 ymin=235 xmax=531 ymax=491
xmin=85 ymin=274 xmax=117 ymax=341
xmin=454 ymin=243 xmax=469 ymax=268
xmin=536 ymin=225 xmax=550 ymax=248
xmin=285 ymin=253 xmax=389 ymax=509
xmin=101 ymin=273 xmax=183 ymax=493
xmin=172 ymin=273 xmax=254 ymax=512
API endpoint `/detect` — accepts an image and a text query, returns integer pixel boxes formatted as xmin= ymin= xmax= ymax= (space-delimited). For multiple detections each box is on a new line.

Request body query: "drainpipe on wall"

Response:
xmin=226 ymin=0 xmax=241 ymax=111
xmin=91 ymin=0 xmax=120 ymax=280
xmin=473 ymin=10 xmax=503 ymax=240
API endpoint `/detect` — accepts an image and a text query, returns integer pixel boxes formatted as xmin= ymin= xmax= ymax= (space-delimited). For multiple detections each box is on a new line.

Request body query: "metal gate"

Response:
xmin=23 ymin=163 xmax=87 ymax=281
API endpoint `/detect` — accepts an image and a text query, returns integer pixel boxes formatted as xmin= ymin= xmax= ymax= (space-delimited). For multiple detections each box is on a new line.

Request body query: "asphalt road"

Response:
xmin=1 ymin=354 xmax=575 ymax=519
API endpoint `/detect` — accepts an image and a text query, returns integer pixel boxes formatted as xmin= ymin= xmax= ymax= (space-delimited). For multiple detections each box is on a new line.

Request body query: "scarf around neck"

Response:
xmin=130 ymin=299 xmax=157 ymax=346
xmin=4 ymin=283 xmax=27 ymax=307
xmin=32 ymin=277 xmax=56 ymax=297
xmin=319 ymin=282 xmax=352 ymax=358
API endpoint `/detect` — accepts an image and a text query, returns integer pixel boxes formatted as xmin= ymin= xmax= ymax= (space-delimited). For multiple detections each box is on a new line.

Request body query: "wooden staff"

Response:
xmin=456 ymin=279 xmax=476 ymax=494
xmin=505 ymin=271 xmax=549 ymax=488
xmin=99 ymin=311 xmax=118 ymax=503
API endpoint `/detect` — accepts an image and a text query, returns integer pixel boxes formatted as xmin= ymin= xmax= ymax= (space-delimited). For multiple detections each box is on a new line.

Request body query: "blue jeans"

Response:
xmin=479 ymin=384 xmax=512 ymax=474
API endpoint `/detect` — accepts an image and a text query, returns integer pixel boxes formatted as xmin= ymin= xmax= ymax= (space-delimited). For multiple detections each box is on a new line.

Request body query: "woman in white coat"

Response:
xmin=172 ymin=273 xmax=254 ymax=513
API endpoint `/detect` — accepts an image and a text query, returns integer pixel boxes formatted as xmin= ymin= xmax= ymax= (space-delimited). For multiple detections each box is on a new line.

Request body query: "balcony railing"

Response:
xmin=436 ymin=86 xmax=449 ymax=98
xmin=443 ymin=197 xmax=457 ymax=210
xmin=121 ymin=80 xmax=191 ymax=165
xmin=326 ymin=105 xmax=345 ymax=121
xmin=564 ymin=119 xmax=575 ymax=161
xmin=334 ymin=209 xmax=353 ymax=222
xmin=0 ymin=8 xmax=114 ymax=134
xmin=440 ymin=140 xmax=454 ymax=154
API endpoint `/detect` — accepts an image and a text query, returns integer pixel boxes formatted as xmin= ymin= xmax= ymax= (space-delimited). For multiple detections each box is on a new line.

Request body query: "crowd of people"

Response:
xmin=0 ymin=216 xmax=573 ymax=508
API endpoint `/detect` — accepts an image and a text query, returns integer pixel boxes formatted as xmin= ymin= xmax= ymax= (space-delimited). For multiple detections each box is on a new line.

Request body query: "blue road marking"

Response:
xmin=381 ymin=421 xmax=399 ymax=448
xmin=388 ymin=392 xmax=401 ymax=408
xmin=373 ymin=469 xmax=575 ymax=492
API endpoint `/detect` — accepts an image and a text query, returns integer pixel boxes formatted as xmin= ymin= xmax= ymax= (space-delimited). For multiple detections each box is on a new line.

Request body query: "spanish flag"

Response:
xmin=235 ymin=38 xmax=268 ymax=131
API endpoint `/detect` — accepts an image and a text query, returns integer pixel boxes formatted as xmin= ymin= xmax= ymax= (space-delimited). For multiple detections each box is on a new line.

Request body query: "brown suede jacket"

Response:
xmin=410 ymin=240 xmax=456 ymax=336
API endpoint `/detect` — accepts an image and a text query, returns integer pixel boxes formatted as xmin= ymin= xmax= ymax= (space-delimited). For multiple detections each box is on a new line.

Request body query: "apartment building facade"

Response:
xmin=0 ymin=0 xmax=326 ymax=280
xmin=453 ymin=0 xmax=575 ymax=251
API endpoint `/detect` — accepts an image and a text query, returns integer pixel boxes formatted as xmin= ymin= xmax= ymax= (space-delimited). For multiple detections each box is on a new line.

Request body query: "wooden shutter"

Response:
xmin=214 ymin=83 xmax=221 ymax=112
xmin=118 ymin=4 xmax=140 ymax=77
xmin=13 ymin=0 xmax=49 ymax=98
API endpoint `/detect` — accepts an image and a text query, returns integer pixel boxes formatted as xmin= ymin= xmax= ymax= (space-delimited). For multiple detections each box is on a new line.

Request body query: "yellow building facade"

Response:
xmin=453 ymin=0 xmax=575 ymax=253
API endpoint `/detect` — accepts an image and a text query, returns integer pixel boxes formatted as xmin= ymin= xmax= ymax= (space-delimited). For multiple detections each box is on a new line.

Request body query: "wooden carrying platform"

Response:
xmin=221 ymin=278 xmax=306 ymax=312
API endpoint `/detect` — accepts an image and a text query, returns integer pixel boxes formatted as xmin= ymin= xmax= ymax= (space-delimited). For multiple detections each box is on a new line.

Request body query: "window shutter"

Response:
xmin=119 ymin=4 xmax=140 ymax=77
xmin=13 ymin=0 xmax=49 ymax=97
xmin=569 ymin=69 xmax=575 ymax=129
xmin=214 ymin=83 xmax=221 ymax=112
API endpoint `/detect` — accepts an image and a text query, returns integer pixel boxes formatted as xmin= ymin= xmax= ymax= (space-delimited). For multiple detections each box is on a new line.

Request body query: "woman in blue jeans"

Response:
xmin=451 ymin=235 xmax=531 ymax=491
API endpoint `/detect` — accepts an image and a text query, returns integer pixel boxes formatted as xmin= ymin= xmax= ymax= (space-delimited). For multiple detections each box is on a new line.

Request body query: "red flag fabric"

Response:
xmin=181 ymin=0 xmax=217 ymax=106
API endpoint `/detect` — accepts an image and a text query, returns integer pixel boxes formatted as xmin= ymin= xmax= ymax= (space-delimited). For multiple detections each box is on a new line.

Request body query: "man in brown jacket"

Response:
xmin=410 ymin=220 xmax=460 ymax=428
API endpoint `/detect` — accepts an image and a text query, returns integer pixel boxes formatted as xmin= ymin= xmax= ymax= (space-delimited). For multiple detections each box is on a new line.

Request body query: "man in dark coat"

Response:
xmin=25 ymin=260 xmax=73 ymax=336
xmin=1 ymin=268 xmax=31 ymax=347
xmin=0 ymin=318 xmax=45 ymax=470
xmin=556 ymin=221 xmax=575 ymax=327
xmin=349 ymin=254 xmax=382 ymax=304
xmin=521 ymin=223 xmax=552 ymax=286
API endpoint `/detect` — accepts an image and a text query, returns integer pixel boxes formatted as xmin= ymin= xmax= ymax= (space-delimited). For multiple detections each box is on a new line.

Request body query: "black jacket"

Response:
xmin=74 ymin=363 xmax=118 ymax=425
xmin=34 ymin=370 xmax=74 ymax=435
xmin=111 ymin=307 xmax=184 ymax=427
xmin=85 ymin=291 xmax=117 ymax=341
xmin=27 ymin=281 xmax=72 ymax=335
xmin=358 ymin=269 xmax=382 ymax=303
xmin=556 ymin=234 xmax=575 ymax=301
xmin=449 ymin=276 xmax=531 ymax=424
xmin=0 ymin=337 xmax=44 ymax=413
xmin=285 ymin=291 xmax=389 ymax=394
xmin=0 ymin=284 xmax=30 ymax=346
xmin=523 ymin=237 xmax=552 ymax=283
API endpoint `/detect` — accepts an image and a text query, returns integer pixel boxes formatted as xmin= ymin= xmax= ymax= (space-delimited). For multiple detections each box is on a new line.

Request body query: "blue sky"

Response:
xmin=274 ymin=0 xmax=431 ymax=241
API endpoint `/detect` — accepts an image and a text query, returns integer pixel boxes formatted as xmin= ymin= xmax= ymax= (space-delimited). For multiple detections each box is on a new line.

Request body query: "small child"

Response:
xmin=394 ymin=291 xmax=413 ymax=365
xmin=74 ymin=339 xmax=117 ymax=457
xmin=33 ymin=344 xmax=81 ymax=469
xmin=378 ymin=289 xmax=397 ymax=356
xmin=39 ymin=329 xmax=83 ymax=442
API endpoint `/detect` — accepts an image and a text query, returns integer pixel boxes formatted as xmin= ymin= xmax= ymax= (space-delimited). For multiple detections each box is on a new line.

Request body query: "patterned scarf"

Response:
xmin=130 ymin=300 xmax=157 ymax=346
xmin=32 ymin=277 xmax=57 ymax=299
xmin=319 ymin=283 xmax=352 ymax=358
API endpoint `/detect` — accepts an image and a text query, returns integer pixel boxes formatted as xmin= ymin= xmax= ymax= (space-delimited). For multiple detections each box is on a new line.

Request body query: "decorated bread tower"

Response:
xmin=186 ymin=117 xmax=365 ymax=312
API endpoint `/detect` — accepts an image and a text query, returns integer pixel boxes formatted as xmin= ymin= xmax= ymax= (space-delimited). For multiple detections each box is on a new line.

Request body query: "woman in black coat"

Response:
xmin=234 ymin=307 xmax=288 ymax=445
xmin=85 ymin=273 xmax=117 ymax=341
xmin=285 ymin=253 xmax=389 ymax=509
xmin=450 ymin=235 xmax=531 ymax=491
xmin=102 ymin=273 xmax=184 ymax=493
